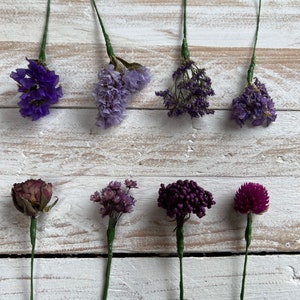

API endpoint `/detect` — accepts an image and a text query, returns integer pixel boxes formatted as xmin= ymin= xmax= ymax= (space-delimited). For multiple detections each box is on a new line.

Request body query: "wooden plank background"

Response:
xmin=0 ymin=0 xmax=299 ymax=299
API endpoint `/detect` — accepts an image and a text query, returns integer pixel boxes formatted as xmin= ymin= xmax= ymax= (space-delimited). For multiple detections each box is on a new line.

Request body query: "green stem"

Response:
xmin=91 ymin=0 xmax=115 ymax=58
xmin=247 ymin=0 xmax=262 ymax=84
xmin=181 ymin=0 xmax=190 ymax=60
xmin=38 ymin=0 xmax=51 ymax=62
xmin=240 ymin=213 xmax=252 ymax=300
xmin=176 ymin=226 xmax=184 ymax=300
xmin=102 ymin=217 xmax=116 ymax=300
xmin=30 ymin=217 xmax=37 ymax=300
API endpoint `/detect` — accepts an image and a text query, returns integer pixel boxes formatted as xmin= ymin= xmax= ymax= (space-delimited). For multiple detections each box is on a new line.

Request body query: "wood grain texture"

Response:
xmin=0 ymin=0 xmax=299 ymax=299
xmin=1 ymin=256 xmax=299 ymax=299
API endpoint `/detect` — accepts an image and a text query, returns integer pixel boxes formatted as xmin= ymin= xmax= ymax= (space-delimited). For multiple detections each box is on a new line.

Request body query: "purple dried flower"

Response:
xmin=231 ymin=78 xmax=277 ymax=127
xmin=90 ymin=179 xmax=137 ymax=220
xmin=155 ymin=60 xmax=215 ymax=118
xmin=234 ymin=182 xmax=269 ymax=215
xmin=10 ymin=58 xmax=63 ymax=121
xmin=123 ymin=66 xmax=151 ymax=93
xmin=158 ymin=179 xmax=215 ymax=226
xmin=93 ymin=64 xmax=130 ymax=128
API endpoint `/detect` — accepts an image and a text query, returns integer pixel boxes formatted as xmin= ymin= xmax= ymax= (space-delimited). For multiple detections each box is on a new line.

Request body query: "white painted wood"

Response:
xmin=0 ymin=256 xmax=299 ymax=299
xmin=0 ymin=0 xmax=299 ymax=299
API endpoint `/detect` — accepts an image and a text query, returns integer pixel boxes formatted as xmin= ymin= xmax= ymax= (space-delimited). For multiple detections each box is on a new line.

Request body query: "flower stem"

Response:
xmin=102 ymin=217 xmax=116 ymax=300
xmin=91 ymin=0 xmax=115 ymax=58
xmin=247 ymin=0 xmax=262 ymax=84
xmin=240 ymin=213 xmax=252 ymax=300
xmin=176 ymin=225 xmax=184 ymax=300
xmin=39 ymin=0 xmax=51 ymax=63
xmin=181 ymin=0 xmax=190 ymax=60
xmin=30 ymin=217 xmax=37 ymax=300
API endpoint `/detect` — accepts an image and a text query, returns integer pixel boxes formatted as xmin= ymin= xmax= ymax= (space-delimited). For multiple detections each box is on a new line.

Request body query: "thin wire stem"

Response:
xmin=247 ymin=0 xmax=262 ymax=84
xmin=176 ymin=225 xmax=184 ymax=300
xmin=91 ymin=0 xmax=115 ymax=58
xmin=39 ymin=0 xmax=51 ymax=62
xmin=240 ymin=213 xmax=252 ymax=300
xmin=30 ymin=217 xmax=37 ymax=300
xmin=181 ymin=0 xmax=190 ymax=60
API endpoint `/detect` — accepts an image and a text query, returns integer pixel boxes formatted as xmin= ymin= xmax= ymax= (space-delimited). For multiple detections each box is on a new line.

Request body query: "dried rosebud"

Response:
xmin=12 ymin=179 xmax=58 ymax=218
xmin=234 ymin=182 xmax=269 ymax=214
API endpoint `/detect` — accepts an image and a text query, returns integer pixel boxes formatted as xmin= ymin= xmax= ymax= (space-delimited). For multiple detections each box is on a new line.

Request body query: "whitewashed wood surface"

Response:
xmin=0 ymin=0 xmax=299 ymax=299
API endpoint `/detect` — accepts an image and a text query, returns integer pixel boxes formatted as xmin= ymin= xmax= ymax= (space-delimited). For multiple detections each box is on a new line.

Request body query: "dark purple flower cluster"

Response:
xmin=234 ymin=182 xmax=269 ymax=214
xmin=231 ymin=77 xmax=276 ymax=127
xmin=155 ymin=60 xmax=215 ymax=118
xmin=10 ymin=58 xmax=63 ymax=121
xmin=157 ymin=179 xmax=215 ymax=225
xmin=93 ymin=63 xmax=150 ymax=128
xmin=90 ymin=179 xmax=137 ymax=220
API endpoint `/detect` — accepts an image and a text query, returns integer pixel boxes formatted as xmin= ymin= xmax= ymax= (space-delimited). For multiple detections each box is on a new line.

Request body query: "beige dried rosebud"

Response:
xmin=12 ymin=179 xmax=58 ymax=218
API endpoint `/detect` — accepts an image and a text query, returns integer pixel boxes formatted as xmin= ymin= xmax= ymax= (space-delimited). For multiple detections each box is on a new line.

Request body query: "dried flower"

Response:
xmin=91 ymin=0 xmax=150 ymax=128
xmin=12 ymin=178 xmax=58 ymax=218
xmin=156 ymin=60 xmax=215 ymax=118
xmin=231 ymin=78 xmax=276 ymax=127
xmin=90 ymin=179 xmax=137 ymax=300
xmin=10 ymin=59 xmax=62 ymax=121
xmin=10 ymin=0 xmax=62 ymax=121
xmin=158 ymin=179 xmax=215 ymax=226
xmin=11 ymin=178 xmax=58 ymax=300
xmin=231 ymin=0 xmax=276 ymax=128
xmin=158 ymin=179 xmax=215 ymax=300
xmin=234 ymin=182 xmax=269 ymax=214
xmin=233 ymin=181 xmax=269 ymax=300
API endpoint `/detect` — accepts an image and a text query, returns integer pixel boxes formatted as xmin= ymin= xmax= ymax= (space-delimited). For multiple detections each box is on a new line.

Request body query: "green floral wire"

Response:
xmin=247 ymin=0 xmax=262 ymax=84
xmin=30 ymin=217 xmax=37 ymax=300
xmin=39 ymin=0 xmax=51 ymax=62
xmin=181 ymin=0 xmax=190 ymax=60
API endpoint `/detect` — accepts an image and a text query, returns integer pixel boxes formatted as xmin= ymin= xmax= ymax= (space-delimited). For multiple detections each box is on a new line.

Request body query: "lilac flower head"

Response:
xmin=93 ymin=64 xmax=130 ymax=128
xmin=231 ymin=77 xmax=276 ymax=127
xmin=155 ymin=60 xmax=215 ymax=118
xmin=234 ymin=182 xmax=269 ymax=214
xmin=10 ymin=58 xmax=63 ymax=121
xmin=123 ymin=65 xmax=151 ymax=93
xmin=157 ymin=179 xmax=215 ymax=226
xmin=90 ymin=179 xmax=137 ymax=221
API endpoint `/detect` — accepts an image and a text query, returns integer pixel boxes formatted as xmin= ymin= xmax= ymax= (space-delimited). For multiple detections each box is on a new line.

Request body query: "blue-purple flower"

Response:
xmin=156 ymin=60 xmax=215 ymax=118
xmin=231 ymin=78 xmax=276 ymax=127
xmin=10 ymin=59 xmax=62 ymax=121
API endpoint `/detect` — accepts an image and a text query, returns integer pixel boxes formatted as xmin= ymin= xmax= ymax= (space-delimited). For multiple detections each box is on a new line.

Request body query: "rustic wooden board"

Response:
xmin=1 ymin=256 xmax=299 ymax=299
xmin=0 ymin=0 xmax=299 ymax=299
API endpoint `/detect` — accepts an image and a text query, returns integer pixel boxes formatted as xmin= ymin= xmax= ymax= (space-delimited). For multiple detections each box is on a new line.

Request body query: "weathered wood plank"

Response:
xmin=1 ymin=256 xmax=299 ymax=299
xmin=2 ymin=44 xmax=299 ymax=110
xmin=0 ymin=175 xmax=299 ymax=254
xmin=0 ymin=109 xmax=299 ymax=178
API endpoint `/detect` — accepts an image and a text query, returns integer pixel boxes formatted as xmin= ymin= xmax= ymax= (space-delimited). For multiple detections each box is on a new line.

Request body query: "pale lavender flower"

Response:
xmin=156 ymin=60 xmax=215 ymax=118
xmin=231 ymin=78 xmax=276 ymax=127
xmin=93 ymin=64 xmax=130 ymax=128
xmin=123 ymin=66 xmax=151 ymax=93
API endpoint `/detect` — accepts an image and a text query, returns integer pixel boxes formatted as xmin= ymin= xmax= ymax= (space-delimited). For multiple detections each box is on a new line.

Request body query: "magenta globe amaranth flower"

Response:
xmin=156 ymin=60 xmax=215 ymax=118
xmin=231 ymin=78 xmax=276 ymax=127
xmin=10 ymin=59 xmax=63 ymax=121
xmin=234 ymin=182 xmax=269 ymax=214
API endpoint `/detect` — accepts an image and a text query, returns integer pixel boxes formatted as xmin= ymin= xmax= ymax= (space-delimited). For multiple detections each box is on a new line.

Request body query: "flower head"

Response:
xmin=90 ymin=179 xmax=137 ymax=221
xmin=123 ymin=65 xmax=151 ymax=93
xmin=231 ymin=78 xmax=276 ymax=127
xmin=157 ymin=179 xmax=215 ymax=226
xmin=12 ymin=179 xmax=58 ymax=218
xmin=234 ymin=182 xmax=269 ymax=214
xmin=155 ymin=60 xmax=215 ymax=118
xmin=10 ymin=58 xmax=63 ymax=121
